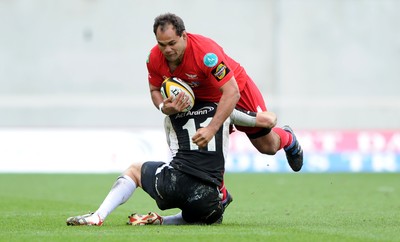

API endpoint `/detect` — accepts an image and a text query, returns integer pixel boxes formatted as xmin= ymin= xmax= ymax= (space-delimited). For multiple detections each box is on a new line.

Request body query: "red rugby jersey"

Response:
xmin=147 ymin=33 xmax=249 ymax=102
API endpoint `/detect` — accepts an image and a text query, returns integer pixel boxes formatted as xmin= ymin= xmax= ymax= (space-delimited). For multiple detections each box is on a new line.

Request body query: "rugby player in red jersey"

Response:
xmin=147 ymin=13 xmax=303 ymax=207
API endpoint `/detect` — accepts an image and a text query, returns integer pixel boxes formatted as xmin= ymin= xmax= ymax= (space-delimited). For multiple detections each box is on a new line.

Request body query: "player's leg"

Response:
xmin=180 ymin=179 xmax=223 ymax=225
xmin=159 ymin=169 xmax=223 ymax=225
xmin=230 ymin=108 xmax=277 ymax=130
xmin=132 ymin=187 xmax=229 ymax=225
xmin=130 ymin=164 xmax=223 ymax=225
xmin=66 ymin=162 xmax=142 ymax=226
xmin=236 ymin=80 xmax=303 ymax=171
xmin=135 ymin=193 xmax=229 ymax=225
xmin=241 ymin=119 xmax=303 ymax=171
xmin=129 ymin=161 xmax=185 ymax=225
xmin=219 ymin=180 xmax=233 ymax=210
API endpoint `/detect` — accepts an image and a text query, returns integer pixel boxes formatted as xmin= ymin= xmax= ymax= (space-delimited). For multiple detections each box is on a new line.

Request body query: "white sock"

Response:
xmin=95 ymin=175 xmax=137 ymax=221
xmin=162 ymin=212 xmax=188 ymax=225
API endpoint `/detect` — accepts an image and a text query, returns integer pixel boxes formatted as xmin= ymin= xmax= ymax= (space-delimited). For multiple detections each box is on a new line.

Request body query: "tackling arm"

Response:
xmin=206 ymin=77 xmax=240 ymax=133
xmin=230 ymin=109 xmax=277 ymax=129
xmin=192 ymin=77 xmax=240 ymax=148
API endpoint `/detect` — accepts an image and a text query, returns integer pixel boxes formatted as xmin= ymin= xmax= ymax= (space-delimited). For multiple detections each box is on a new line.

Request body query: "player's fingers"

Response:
xmin=176 ymin=92 xmax=185 ymax=101
xmin=192 ymin=129 xmax=205 ymax=142
xmin=192 ymin=132 xmax=200 ymax=143
xmin=192 ymin=138 xmax=204 ymax=148
xmin=193 ymin=134 xmax=209 ymax=148
xmin=174 ymin=94 xmax=190 ymax=112
xmin=197 ymin=141 xmax=206 ymax=148
xmin=174 ymin=93 xmax=184 ymax=105
xmin=165 ymin=95 xmax=174 ymax=104
xmin=177 ymin=100 xmax=186 ymax=110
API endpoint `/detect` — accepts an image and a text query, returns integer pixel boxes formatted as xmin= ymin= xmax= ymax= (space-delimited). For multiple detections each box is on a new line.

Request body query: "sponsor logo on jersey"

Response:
xmin=175 ymin=106 xmax=215 ymax=118
xmin=211 ymin=62 xmax=230 ymax=81
xmin=203 ymin=53 xmax=218 ymax=67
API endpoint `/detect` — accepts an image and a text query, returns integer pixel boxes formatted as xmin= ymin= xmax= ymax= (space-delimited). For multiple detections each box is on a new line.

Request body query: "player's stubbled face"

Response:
xmin=156 ymin=24 xmax=187 ymax=64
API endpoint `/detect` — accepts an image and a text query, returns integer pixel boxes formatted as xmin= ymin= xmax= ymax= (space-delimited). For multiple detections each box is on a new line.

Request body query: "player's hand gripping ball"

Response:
xmin=160 ymin=77 xmax=195 ymax=112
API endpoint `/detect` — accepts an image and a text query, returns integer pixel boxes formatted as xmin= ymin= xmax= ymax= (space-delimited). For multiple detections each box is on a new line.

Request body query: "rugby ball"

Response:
xmin=160 ymin=77 xmax=195 ymax=112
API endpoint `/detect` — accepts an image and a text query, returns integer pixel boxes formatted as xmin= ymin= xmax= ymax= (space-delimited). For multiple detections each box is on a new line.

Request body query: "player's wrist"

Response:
xmin=158 ymin=102 xmax=165 ymax=114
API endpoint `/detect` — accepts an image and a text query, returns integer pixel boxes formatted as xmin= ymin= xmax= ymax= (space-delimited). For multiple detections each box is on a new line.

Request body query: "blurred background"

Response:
xmin=1 ymin=0 xmax=399 ymax=173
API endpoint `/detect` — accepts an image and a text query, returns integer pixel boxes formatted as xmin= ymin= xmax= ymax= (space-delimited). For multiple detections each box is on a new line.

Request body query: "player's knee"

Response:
xmin=124 ymin=162 xmax=143 ymax=185
xmin=257 ymin=112 xmax=277 ymax=129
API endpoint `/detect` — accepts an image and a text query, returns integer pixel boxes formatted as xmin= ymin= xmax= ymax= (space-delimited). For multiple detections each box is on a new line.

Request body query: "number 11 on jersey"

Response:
xmin=182 ymin=118 xmax=216 ymax=151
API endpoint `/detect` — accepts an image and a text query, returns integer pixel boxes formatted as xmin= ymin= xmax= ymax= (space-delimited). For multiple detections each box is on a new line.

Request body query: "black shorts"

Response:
xmin=141 ymin=161 xmax=223 ymax=224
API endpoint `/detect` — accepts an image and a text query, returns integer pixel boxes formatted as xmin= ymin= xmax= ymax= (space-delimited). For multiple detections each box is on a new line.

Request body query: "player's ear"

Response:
xmin=182 ymin=31 xmax=187 ymax=40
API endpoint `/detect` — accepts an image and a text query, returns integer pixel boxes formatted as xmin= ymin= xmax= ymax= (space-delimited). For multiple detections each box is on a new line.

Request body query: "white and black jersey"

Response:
xmin=164 ymin=102 xmax=230 ymax=187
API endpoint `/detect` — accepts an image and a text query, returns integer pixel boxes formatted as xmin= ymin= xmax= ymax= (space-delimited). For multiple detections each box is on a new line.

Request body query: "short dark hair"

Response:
xmin=153 ymin=13 xmax=186 ymax=36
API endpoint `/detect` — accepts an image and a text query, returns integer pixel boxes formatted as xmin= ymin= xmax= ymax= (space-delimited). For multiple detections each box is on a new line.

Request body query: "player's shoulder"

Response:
xmin=146 ymin=45 xmax=163 ymax=65
xmin=187 ymin=33 xmax=222 ymax=69
xmin=188 ymin=33 xmax=219 ymax=51
xmin=188 ymin=33 xmax=214 ymax=42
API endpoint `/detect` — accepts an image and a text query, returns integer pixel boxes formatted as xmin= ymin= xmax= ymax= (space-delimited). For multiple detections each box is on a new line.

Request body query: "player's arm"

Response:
xmin=149 ymin=83 xmax=165 ymax=111
xmin=209 ymin=77 xmax=240 ymax=131
xmin=230 ymin=109 xmax=277 ymax=129
xmin=192 ymin=77 xmax=240 ymax=148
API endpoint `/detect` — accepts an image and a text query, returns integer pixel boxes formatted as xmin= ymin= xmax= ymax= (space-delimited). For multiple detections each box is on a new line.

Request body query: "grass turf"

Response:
xmin=0 ymin=173 xmax=399 ymax=242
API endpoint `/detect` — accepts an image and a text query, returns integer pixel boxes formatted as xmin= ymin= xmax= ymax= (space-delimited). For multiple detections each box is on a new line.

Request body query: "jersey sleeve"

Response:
xmin=195 ymin=39 xmax=235 ymax=89
xmin=146 ymin=48 xmax=165 ymax=88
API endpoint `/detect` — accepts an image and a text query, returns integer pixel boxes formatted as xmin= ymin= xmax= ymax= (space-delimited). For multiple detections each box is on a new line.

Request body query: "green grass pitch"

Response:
xmin=0 ymin=173 xmax=399 ymax=242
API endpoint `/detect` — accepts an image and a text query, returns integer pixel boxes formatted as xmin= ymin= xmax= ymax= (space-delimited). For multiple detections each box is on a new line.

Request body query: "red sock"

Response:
xmin=272 ymin=127 xmax=293 ymax=150
xmin=219 ymin=180 xmax=227 ymax=201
